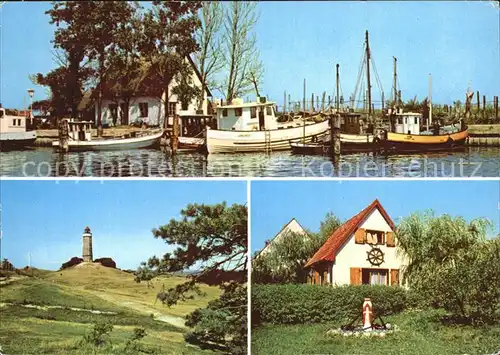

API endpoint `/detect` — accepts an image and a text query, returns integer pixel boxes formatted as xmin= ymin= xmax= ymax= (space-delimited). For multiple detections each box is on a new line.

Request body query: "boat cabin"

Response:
xmin=61 ymin=119 xmax=93 ymax=141
xmin=216 ymin=98 xmax=277 ymax=131
xmin=394 ymin=112 xmax=421 ymax=135
xmin=0 ymin=107 xmax=28 ymax=133
xmin=340 ymin=112 xmax=363 ymax=134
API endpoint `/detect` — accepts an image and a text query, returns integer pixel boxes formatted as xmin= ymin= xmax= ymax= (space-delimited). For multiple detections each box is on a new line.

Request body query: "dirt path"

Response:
xmin=0 ymin=275 xmax=28 ymax=286
xmin=90 ymin=292 xmax=187 ymax=329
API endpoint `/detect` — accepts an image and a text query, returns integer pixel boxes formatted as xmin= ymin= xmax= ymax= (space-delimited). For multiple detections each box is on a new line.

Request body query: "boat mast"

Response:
xmin=336 ymin=64 xmax=340 ymax=112
xmin=393 ymin=57 xmax=397 ymax=112
xmin=428 ymin=73 xmax=432 ymax=130
xmin=365 ymin=30 xmax=372 ymax=116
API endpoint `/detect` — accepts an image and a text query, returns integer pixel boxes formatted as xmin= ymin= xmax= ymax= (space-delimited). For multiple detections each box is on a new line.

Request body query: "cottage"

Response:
xmin=255 ymin=218 xmax=306 ymax=259
xmin=96 ymin=56 xmax=212 ymax=128
xmin=304 ymin=199 xmax=404 ymax=286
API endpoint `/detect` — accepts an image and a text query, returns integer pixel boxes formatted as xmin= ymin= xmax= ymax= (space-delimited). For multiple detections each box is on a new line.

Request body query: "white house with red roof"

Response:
xmin=304 ymin=199 xmax=404 ymax=286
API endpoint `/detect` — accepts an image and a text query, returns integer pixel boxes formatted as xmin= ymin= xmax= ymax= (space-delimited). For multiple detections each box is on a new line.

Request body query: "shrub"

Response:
xmin=82 ymin=321 xmax=114 ymax=347
xmin=252 ymin=284 xmax=410 ymax=325
xmin=60 ymin=256 xmax=83 ymax=270
xmin=94 ymin=257 xmax=117 ymax=268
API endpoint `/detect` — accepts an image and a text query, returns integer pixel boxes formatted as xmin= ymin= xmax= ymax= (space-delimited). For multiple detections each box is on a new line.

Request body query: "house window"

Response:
xmin=235 ymin=108 xmax=242 ymax=116
xmin=168 ymin=102 xmax=176 ymax=116
xmin=365 ymin=230 xmax=385 ymax=245
xmin=18 ymin=119 xmax=22 ymax=126
xmin=266 ymin=106 xmax=272 ymax=116
xmin=397 ymin=117 xmax=403 ymax=124
xmin=250 ymin=107 xmax=257 ymax=118
xmin=12 ymin=119 xmax=17 ymax=126
xmin=404 ymin=117 xmax=407 ymax=124
xmin=181 ymin=101 xmax=189 ymax=110
xmin=222 ymin=108 xmax=228 ymax=117
xmin=414 ymin=117 xmax=418 ymax=124
xmin=362 ymin=269 xmax=388 ymax=285
xmin=139 ymin=102 xmax=148 ymax=118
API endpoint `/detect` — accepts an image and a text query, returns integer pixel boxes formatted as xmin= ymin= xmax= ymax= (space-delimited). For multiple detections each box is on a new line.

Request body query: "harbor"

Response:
xmin=1 ymin=146 xmax=498 ymax=177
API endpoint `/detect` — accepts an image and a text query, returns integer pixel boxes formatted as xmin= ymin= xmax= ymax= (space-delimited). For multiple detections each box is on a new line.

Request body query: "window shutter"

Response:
xmin=355 ymin=228 xmax=365 ymax=244
xmin=350 ymin=267 xmax=362 ymax=285
xmin=386 ymin=231 xmax=395 ymax=247
xmin=390 ymin=269 xmax=399 ymax=286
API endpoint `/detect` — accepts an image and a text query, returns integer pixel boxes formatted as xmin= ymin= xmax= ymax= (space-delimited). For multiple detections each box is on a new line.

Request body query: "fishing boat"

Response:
xmin=380 ymin=112 xmax=468 ymax=153
xmin=52 ymin=119 xmax=163 ymax=152
xmin=0 ymin=106 xmax=37 ymax=150
xmin=206 ymin=98 xmax=329 ymax=154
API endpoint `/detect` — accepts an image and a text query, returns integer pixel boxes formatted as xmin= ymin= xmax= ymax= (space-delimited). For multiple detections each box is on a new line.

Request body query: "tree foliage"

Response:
xmin=252 ymin=213 xmax=341 ymax=284
xmin=140 ymin=1 xmax=202 ymax=126
xmin=396 ymin=211 xmax=499 ymax=324
xmin=136 ymin=202 xmax=247 ymax=353
xmin=193 ymin=2 xmax=224 ymax=109
xmin=60 ymin=256 xmax=83 ymax=270
xmin=1 ymin=258 xmax=15 ymax=271
xmin=220 ymin=1 xmax=264 ymax=102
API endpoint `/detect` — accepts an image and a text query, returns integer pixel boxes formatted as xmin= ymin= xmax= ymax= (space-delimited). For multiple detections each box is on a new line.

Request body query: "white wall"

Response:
xmin=258 ymin=219 xmax=306 ymax=258
xmin=329 ymin=208 xmax=405 ymax=285
xmin=98 ymin=97 xmax=164 ymax=127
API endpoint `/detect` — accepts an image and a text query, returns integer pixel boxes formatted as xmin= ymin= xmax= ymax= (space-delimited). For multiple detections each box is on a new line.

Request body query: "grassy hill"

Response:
xmin=0 ymin=263 xmax=221 ymax=354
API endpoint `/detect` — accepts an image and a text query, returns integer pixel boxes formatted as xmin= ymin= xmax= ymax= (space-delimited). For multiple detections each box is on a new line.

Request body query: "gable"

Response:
xmin=255 ymin=218 xmax=306 ymax=259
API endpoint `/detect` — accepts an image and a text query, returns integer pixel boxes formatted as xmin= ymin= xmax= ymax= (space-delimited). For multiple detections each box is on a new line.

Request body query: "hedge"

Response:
xmin=252 ymin=284 xmax=412 ymax=325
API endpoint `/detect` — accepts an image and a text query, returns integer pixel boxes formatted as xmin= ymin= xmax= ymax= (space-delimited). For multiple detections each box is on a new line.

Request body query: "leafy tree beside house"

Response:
xmin=252 ymin=213 xmax=341 ymax=284
xmin=397 ymin=211 xmax=499 ymax=324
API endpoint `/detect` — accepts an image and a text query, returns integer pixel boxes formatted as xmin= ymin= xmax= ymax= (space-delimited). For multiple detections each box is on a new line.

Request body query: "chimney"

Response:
xmin=82 ymin=226 xmax=93 ymax=262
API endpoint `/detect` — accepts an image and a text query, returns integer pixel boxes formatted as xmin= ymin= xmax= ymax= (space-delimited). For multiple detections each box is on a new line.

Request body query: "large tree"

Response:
xmin=193 ymin=2 xmax=223 ymax=110
xmin=397 ymin=211 xmax=498 ymax=324
xmin=252 ymin=213 xmax=341 ymax=284
xmin=140 ymin=1 xmax=201 ymax=128
xmin=136 ymin=202 xmax=247 ymax=354
xmin=221 ymin=1 xmax=264 ymax=103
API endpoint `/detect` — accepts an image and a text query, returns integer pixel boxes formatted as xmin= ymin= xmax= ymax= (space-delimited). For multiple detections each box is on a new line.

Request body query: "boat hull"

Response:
xmin=206 ymin=120 xmax=329 ymax=153
xmin=290 ymin=133 xmax=375 ymax=155
xmin=178 ymin=136 xmax=206 ymax=152
xmin=0 ymin=131 xmax=37 ymax=151
xmin=52 ymin=130 xmax=163 ymax=151
xmin=382 ymin=130 xmax=468 ymax=153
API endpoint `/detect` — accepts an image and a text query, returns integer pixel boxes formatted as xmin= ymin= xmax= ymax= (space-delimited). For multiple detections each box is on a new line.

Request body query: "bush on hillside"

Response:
xmin=94 ymin=257 xmax=117 ymax=269
xmin=252 ymin=284 xmax=410 ymax=326
xmin=60 ymin=257 xmax=83 ymax=270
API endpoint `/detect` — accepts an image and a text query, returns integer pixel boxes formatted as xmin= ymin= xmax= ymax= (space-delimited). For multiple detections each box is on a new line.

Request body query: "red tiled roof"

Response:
xmin=304 ymin=199 xmax=394 ymax=268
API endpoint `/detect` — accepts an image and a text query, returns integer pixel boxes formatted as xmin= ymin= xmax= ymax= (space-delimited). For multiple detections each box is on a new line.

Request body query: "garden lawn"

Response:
xmin=252 ymin=310 xmax=500 ymax=355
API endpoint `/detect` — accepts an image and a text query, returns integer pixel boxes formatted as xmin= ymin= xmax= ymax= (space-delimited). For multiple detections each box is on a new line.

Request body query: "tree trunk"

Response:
xmin=97 ymin=54 xmax=105 ymax=137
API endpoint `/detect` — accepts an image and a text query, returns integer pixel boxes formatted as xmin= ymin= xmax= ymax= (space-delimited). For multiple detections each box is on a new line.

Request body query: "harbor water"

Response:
xmin=0 ymin=147 xmax=498 ymax=178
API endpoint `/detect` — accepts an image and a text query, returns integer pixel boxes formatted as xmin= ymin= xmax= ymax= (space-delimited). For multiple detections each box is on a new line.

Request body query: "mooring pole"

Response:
xmin=428 ymin=74 xmax=432 ymax=130
xmin=476 ymin=91 xmax=480 ymax=112
xmin=303 ymin=78 xmax=306 ymax=144
xmin=495 ymin=96 xmax=499 ymax=120
xmin=171 ymin=114 xmax=179 ymax=154
xmin=365 ymin=30 xmax=372 ymax=116
xmin=284 ymin=90 xmax=287 ymax=115
xmin=483 ymin=95 xmax=486 ymax=118
xmin=336 ymin=64 xmax=340 ymax=113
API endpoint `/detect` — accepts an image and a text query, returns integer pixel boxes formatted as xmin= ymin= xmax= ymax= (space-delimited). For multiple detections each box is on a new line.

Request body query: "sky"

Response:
xmin=0 ymin=180 xmax=247 ymax=270
xmin=251 ymin=180 xmax=500 ymax=253
xmin=1 ymin=1 xmax=499 ymax=109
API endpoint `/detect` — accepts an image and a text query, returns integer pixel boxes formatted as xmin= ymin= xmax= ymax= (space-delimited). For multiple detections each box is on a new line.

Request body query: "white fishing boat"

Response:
xmin=52 ymin=119 xmax=163 ymax=152
xmin=0 ymin=107 xmax=37 ymax=150
xmin=206 ymin=98 xmax=329 ymax=154
xmin=178 ymin=136 xmax=205 ymax=151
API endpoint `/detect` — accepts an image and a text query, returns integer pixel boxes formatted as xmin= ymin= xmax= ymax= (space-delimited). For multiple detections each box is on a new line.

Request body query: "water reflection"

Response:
xmin=0 ymin=146 xmax=498 ymax=177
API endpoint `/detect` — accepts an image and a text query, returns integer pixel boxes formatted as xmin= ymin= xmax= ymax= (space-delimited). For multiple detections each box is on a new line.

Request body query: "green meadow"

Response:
xmin=0 ymin=263 xmax=221 ymax=354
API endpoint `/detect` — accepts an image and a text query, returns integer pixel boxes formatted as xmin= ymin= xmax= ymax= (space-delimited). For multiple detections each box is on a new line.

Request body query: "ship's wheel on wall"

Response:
xmin=366 ymin=247 xmax=384 ymax=266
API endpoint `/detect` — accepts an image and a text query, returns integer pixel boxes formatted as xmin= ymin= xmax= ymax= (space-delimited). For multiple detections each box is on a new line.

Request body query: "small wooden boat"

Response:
xmin=178 ymin=136 xmax=206 ymax=152
xmin=290 ymin=133 xmax=376 ymax=155
xmin=52 ymin=120 xmax=163 ymax=152
xmin=206 ymin=98 xmax=329 ymax=154
xmin=381 ymin=112 xmax=468 ymax=153
xmin=0 ymin=107 xmax=37 ymax=151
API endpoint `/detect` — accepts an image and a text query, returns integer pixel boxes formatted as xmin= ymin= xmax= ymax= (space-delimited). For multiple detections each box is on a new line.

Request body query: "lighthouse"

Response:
xmin=82 ymin=226 xmax=93 ymax=262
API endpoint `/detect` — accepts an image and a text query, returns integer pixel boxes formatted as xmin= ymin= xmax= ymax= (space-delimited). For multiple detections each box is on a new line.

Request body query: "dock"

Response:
xmin=466 ymin=124 xmax=500 ymax=147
